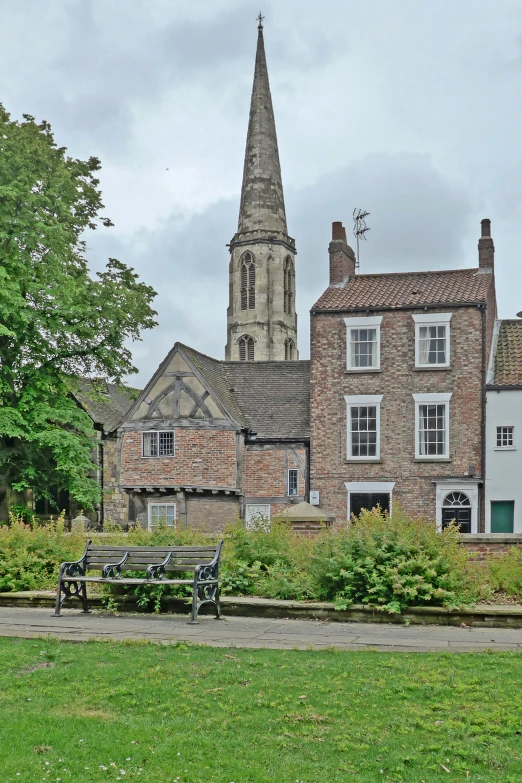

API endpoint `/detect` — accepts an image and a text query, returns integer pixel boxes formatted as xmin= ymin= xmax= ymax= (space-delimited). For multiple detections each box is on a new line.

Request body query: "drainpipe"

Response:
xmin=99 ymin=435 xmax=105 ymax=530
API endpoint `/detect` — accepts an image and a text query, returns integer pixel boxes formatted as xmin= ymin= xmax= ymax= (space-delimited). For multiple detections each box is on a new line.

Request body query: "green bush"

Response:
xmin=488 ymin=546 xmax=522 ymax=598
xmin=309 ymin=507 xmax=480 ymax=612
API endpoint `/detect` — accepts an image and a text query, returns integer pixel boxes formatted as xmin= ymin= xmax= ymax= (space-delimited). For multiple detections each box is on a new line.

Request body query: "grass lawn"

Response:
xmin=0 ymin=639 xmax=521 ymax=782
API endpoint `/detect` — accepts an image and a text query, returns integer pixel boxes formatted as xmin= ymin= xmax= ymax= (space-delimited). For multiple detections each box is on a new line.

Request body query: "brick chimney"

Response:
xmin=478 ymin=218 xmax=494 ymax=270
xmin=329 ymin=221 xmax=356 ymax=286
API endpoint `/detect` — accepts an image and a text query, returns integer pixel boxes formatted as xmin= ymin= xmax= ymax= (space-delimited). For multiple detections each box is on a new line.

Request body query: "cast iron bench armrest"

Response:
xmin=102 ymin=552 xmax=129 ymax=579
xmin=58 ymin=539 xmax=91 ymax=578
xmin=146 ymin=551 xmax=173 ymax=580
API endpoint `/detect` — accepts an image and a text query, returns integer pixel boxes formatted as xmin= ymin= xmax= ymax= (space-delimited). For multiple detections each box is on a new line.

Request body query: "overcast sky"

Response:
xmin=2 ymin=0 xmax=522 ymax=386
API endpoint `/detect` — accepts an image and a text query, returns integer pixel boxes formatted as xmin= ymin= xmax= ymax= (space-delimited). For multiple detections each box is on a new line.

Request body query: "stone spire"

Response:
xmin=237 ymin=19 xmax=287 ymax=234
xmin=225 ymin=18 xmax=298 ymax=362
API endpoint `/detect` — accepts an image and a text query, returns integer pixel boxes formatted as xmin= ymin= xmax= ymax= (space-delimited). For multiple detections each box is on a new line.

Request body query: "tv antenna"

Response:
xmin=353 ymin=208 xmax=370 ymax=269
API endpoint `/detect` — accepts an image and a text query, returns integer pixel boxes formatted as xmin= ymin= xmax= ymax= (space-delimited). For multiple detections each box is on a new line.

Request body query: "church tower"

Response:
xmin=225 ymin=17 xmax=298 ymax=361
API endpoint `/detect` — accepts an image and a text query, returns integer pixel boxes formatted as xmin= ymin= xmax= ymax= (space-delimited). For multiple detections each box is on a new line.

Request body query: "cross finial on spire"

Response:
xmin=257 ymin=12 xmax=264 ymax=30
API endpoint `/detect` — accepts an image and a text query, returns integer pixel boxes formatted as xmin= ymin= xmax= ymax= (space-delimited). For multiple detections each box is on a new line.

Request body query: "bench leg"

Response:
xmin=188 ymin=583 xmax=199 ymax=624
xmin=80 ymin=582 xmax=91 ymax=614
xmin=214 ymin=586 xmax=222 ymax=620
xmin=53 ymin=579 xmax=64 ymax=617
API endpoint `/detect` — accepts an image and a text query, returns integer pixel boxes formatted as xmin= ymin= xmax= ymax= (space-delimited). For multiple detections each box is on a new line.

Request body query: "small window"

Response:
xmin=245 ymin=504 xmax=270 ymax=531
xmin=148 ymin=503 xmax=176 ymax=530
xmin=413 ymin=313 xmax=452 ymax=368
xmin=288 ymin=469 xmax=298 ymax=496
xmin=142 ymin=431 xmax=174 ymax=457
xmin=238 ymin=335 xmax=254 ymax=361
xmin=413 ymin=393 xmax=451 ymax=459
xmin=345 ymin=395 xmax=382 ymax=460
xmin=344 ymin=316 xmax=382 ymax=371
xmin=496 ymin=426 xmax=514 ymax=448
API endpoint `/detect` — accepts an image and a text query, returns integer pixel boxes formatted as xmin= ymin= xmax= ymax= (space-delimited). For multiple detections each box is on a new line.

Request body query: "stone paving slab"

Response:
xmin=0 ymin=607 xmax=521 ymax=652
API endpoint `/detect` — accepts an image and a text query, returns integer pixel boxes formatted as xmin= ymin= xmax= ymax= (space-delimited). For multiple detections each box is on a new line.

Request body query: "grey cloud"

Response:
xmin=0 ymin=0 xmax=342 ymax=157
xmin=86 ymin=151 xmax=475 ymax=385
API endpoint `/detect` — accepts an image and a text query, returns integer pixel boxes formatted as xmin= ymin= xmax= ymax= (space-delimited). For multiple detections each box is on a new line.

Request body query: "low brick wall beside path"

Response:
xmin=459 ymin=534 xmax=522 ymax=560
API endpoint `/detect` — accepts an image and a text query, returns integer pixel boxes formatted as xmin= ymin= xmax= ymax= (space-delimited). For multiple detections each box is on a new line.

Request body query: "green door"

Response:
xmin=491 ymin=501 xmax=514 ymax=533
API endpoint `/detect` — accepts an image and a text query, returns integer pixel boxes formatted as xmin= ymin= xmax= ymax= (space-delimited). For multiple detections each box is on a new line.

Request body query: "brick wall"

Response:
xmin=243 ymin=444 xmax=306 ymax=498
xmin=459 ymin=534 xmax=522 ymax=560
xmin=186 ymin=497 xmax=240 ymax=533
xmin=310 ymin=306 xmax=485 ymax=521
xmin=119 ymin=428 xmax=238 ymax=488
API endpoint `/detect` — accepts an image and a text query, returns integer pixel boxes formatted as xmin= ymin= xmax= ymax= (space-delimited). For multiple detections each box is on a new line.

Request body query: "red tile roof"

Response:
xmin=492 ymin=320 xmax=522 ymax=386
xmin=312 ymin=268 xmax=493 ymax=311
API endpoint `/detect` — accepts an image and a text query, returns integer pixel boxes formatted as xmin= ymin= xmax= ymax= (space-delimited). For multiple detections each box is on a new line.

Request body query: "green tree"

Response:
xmin=0 ymin=106 xmax=157 ymax=509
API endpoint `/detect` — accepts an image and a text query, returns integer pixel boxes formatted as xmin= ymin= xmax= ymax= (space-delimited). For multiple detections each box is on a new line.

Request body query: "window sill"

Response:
xmin=345 ymin=368 xmax=382 ymax=374
xmin=494 ymin=447 xmax=516 ymax=451
xmin=345 ymin=458 xmax=383 ymax=464
xmin=413 ymin=457 xmax=452 ymax=462
xmin=413 ymin=366 xmax=451 ymax=372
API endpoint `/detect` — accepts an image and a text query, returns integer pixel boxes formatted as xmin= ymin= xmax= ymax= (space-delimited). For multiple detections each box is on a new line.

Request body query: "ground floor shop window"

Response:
xmin=491 ymin=500 xmax=514 ymax=533
xmin=349 ymin=492 xmax=390 ymax=518
xmin=345 ymin=482 xmax=395 ymax=521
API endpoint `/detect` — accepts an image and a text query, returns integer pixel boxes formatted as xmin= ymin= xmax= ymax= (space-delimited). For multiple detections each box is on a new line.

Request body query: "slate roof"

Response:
xmin=74 ymin=378 xmax=139 ymax=433
xmin=223 ymin=360 xmax=310 ymax=439
xmin=179 ymin=345 xmax=310 ymax=439
xmin=312 ymin=268 xmax=493 ymax=311
xmin=491 ymin=320 xmax=522 ymax=387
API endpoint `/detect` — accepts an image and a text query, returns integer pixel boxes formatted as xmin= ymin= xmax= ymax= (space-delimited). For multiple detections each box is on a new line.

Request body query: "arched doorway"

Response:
xmin=442 ymin=491 xmax=471 ymax=533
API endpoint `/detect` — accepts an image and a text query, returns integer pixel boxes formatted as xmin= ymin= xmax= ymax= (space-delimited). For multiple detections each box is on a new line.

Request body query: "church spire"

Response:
xmin=237 ymin=18 xmax=287 ymax=234
xmin=225 ymin=18 xmax=297 ymax=363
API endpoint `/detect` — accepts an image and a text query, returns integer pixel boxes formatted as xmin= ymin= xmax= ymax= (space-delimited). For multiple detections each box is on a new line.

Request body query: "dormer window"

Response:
xmin=344 ymin=316 xmax=382 ymax=371
xmin=413 ymin=313 xmax=452 ymax=368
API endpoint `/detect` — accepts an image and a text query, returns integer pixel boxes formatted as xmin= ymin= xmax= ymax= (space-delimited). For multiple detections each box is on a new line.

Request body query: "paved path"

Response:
xmin=0 ymin=606 xmax=522 ymax=651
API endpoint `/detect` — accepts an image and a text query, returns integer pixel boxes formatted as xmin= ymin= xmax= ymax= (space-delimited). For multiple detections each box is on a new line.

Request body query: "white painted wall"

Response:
xmin=485 ymin=389 xmax=522 ymax=532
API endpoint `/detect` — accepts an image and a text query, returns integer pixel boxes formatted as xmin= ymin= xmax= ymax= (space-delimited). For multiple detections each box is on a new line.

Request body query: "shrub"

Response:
xmin=487 ymin=547 xmax=522 ymax=598
xmin=309 ymin=507 xmax=480 ymax=612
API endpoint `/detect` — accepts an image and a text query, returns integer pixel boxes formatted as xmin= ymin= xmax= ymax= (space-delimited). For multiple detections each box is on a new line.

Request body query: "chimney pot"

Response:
xmin=481 ymin=218 xmax=491 ymax=238
xmin=332 ymin=221 xmax=344 ymax=241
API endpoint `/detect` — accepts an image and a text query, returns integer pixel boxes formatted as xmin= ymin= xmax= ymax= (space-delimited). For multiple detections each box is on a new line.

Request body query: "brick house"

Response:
xmin=309 ymin=219 xmax=497 ymax=531
xmin=117 ymin=343 xmax=309 ymax=531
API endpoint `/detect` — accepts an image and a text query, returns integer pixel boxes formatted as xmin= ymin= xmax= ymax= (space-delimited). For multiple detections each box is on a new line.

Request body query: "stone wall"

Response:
xmin=103 ymin=435 xmax=129 ymax=525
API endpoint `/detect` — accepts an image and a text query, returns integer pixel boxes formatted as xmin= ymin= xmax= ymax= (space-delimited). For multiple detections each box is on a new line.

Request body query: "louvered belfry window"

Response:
xmin=238 ymin=335 xmax=254 ymax=361
xmin=284 ymin=257 xmax=293 ymax=315
xmin=285 ymin=339 xmax=295 ymax=360
xmin=240 ymin=253 xmax=255 ymax=310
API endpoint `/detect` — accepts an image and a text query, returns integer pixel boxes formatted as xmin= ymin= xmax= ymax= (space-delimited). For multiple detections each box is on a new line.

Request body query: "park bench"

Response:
xmin=54 ymin=540 xmax=223 ymax=623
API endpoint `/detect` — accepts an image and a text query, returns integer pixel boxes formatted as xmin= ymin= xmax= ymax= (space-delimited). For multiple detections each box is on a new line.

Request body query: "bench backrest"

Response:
xmin=84 ymin=543 xmax=222 ymax=573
